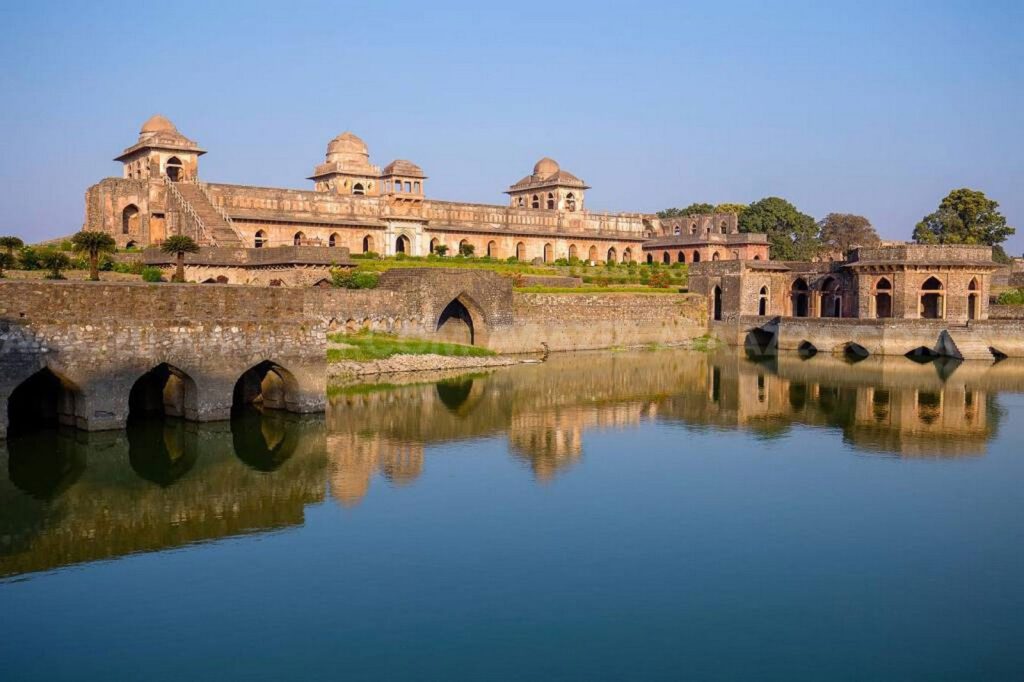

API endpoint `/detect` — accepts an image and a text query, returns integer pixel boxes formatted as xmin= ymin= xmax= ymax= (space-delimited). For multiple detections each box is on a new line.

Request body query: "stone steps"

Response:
xmin=173 ymin=182 xmax=243 ymax=246
xmin=941 ymin=330 xmax=998 ymax=361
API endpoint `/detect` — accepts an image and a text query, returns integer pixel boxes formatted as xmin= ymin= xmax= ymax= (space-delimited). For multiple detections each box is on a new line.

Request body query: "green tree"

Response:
xmin=459 ymin=242 xmax=475 ymax=257
xmin=913 ymin=189 xmax=1015 ymax=258
xmin=657 ymin=202 xmax=715 ymax=219
xmin=41 ymin=250 xmax=71 ymax=280
xmin=0 ymin=235 xmax=24 ymax=256
xmin=713 ymin=203 xmax=748 ymax=216
xmin=160 ymin=235 xmax=200 ymax=283
xmin=434 ymin=244 xmax=449 ymax=257
xmin=0 ymin=251 xmax=14 ymax=277
xmin=818 ymin=213 xmax=880 ymax=254
xmin=71 ymin=230 xmax=116 ymax=281
xmin=739 ymin=197 xmax=820 ymax=261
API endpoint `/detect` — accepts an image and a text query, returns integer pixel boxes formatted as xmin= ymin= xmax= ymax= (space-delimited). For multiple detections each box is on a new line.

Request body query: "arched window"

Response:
xmin=758 ymin=286 xmax=769 ymax=316
xmin=405 ymin=181 xmax=412 ymax=193
xmin=569 ymin=244 xmax=578 ymax=260
xmin=791 ymin=278 xmax=809 ymax=317
xmin=254 ymin=230 xmax=267 ymax=248
xmin=967 ymin=277 xmax=980 ymax=321
xmin=362 ymin=235 xmax=374 ymax=253
xmin=607 ymin=247 xmax=617 ymax=263
xmin=565 ymin=193 xmax=576 ymax=211
xmin=712 ymin=252 xmax=720 ymax=261
xmin=692 ymin=251 xmax=701 ymax=263
xmin=459 ymin=239 xmax=470 ymax=256
xmin=543 ymin=243 xmax=553 ymax=262
xmin=623 ymin=248 xmax=632 ymax=263
xmin=328 ymin=233 xmax=339 ymax=247
xmin=678 ymin=251 xmax=685 ymax=264
xmin=588 ymin=245 xmax=598 ymax=262
xmin=352 ymin=183 xmax=365 ymax=195
xmin=720 ymin=220 xmax=728 ymax=234
xmin=920 ymin=276 xmax=944 ymax=319
xmin=414 ymin=181 xmax=421 ymax=193
xmin=674 ymin=225 xmax=681 ymax=235
xmin=531 ymin=195 xmax=540 ymax=209
xmin=753 ymin=255 xmax=761 ymax=261
xmin=517 ymin=197 xmax=525 ymax=208
xmin=293 ymin=232 xmax=305 ymax=246
xmin=165 ymin=157 xmax=183 ymax=182
xmin=874 ymin=277 xmax=892 ymax=318
xmin=712 ymin=286 xmax=723 ymax=321
xmin=690 ymin=223 xmax=697 ymax=235
xmin=516 ymin=242 xmax=526 ymax=260
xmin=546 ymin=193 xmax=555 ymax=210
xmin=429 ymin=237 xmax=440 ymax=254
xmin=122 ymin=204 xmax=139 ymax=235
xmin=663 ymin=252 xmax=670 ymax=264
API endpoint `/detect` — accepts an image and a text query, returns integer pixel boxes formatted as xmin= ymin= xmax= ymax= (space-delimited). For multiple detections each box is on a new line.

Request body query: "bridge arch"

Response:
xmin=232 ymin=360 xmax=300 ymax=413
xmin=436 ymin=293 xmax=485 ymax=346
xmin=7 ymin=367 xmax=82 ymax=436
xmin=128 ymin=363 xmax=199 ymax=421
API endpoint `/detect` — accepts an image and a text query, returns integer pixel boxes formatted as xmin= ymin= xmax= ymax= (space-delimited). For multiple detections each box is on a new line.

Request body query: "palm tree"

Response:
xmin=160 ymin=235 xmax=200 ymax=283
xmin=71 ymin=231 xmax=116 ymax=281
xmin=0 ymin=235 xmax=24 ymax=257
xmin=41 ymin=250 xmax=71 ymax=280
xmin=0 ymin=252 xmax=14 ymax=278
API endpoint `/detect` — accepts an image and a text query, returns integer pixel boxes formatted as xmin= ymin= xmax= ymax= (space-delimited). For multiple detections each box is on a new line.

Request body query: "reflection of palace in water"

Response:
xmin=5 ymin=350 xmax=1024 ymax=578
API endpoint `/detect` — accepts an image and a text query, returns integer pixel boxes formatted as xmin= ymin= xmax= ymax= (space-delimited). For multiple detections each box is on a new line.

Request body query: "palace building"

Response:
xmin=85 ymin=115 xmax=763 ymax=265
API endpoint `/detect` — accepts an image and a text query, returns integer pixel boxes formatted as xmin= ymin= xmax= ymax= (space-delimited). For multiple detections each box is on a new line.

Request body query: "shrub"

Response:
xmin=997 ymin=288 xmax=1024 ymax=305
xmin=394 ymin=253 xmax=408 ymax=261
xmin=553 ymin=257 xmax=569 ymax=266
xmin=506 ymin=256 xmax=518 ymax=264
xmin=649 ymin=270 xmax=672 ymax=288
xmin=141 ymin=267 xmax=164 ymax=282
xmin=331 ymin=268 xmax=379 ymax=289
xmin=18 ymin=246 xmax=43 ymax=270
xmin=41 ymin=250 xmax=71 ymax=279
xmin=459 ymin=243 xmax=475 ymax=257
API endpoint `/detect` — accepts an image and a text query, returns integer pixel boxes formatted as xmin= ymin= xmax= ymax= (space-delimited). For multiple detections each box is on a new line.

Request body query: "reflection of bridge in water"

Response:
xmin=5 ymin=350 xmax=1024 ymax=578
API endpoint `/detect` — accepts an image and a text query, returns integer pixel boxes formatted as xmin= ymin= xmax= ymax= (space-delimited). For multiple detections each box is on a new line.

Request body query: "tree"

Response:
xmin=71 ymin=230 xmax=116 ymax=281
xmin=913 ymin=189 xmax=1015 ymax=255
xmin=714 ymin=203 xmax=748 ymax=217
xmin=0 ymin=252 xmax=13 ymax=277
xmin=160 ymin=235 xmax=200 ymax=283
xmin=818 ymin=213 xmax=880 ymax=254
xmin=41 ymin=250 xmax=71 ymax=280
xmin=434 ymin=244 xmax=449 ymax=257
xmin=657 ymin=202 xmax=715 ymax=219
xmin=739 ymin=197 xmax=820 ymax=261
xmin=459 ymin=242 xmax=475 ymax=257
xmin=0 ymin=235 xmax=24 ymax=256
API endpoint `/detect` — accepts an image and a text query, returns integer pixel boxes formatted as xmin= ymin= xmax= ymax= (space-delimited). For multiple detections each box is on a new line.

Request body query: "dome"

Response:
xmin=533 ymin=157 xmax=560 ymax=177
xmin=140 ymin=114 xmax=177 ymax=134
xmin=326 ymin=131 xmax=370 ymax=164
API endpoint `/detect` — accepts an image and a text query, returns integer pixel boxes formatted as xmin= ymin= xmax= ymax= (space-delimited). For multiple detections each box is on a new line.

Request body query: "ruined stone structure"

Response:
xmin=85 ymin=116 xmax=754 ymax=266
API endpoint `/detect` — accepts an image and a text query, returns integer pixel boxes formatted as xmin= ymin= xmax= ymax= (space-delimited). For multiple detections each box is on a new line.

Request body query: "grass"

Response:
xmin=327 ymin=331 xmax=496 ymax=362
xmin=353 ymin=256 xmax=555 ymax=276
xmin=515 ymin=285 xmax=685 ymax=294
xmin=689 ymin=334 xmax=724 ymax=352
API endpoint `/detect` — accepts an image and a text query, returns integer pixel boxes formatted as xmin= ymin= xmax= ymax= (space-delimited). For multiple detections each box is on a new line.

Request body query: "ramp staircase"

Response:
xmin=165 ymin=179 xmax=243 ymax=246
xmin=938 ymin=329 xmax=1000 ymax=361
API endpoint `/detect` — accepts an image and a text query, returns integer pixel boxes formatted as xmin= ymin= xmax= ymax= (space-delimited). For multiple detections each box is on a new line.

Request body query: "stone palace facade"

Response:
xmin=84 ymin=116 xmax=767 ymax=264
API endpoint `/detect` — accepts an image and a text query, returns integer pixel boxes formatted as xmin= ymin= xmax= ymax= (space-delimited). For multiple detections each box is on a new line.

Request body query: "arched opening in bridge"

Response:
xmin=436 ymin=297 xmax=476 ymax=345
xmin=293 ymin=231 xmax=305 ymax=246
xmin=329 ymin=233 xmax=339 ymax=247
xmin=487 ymin=240 xmax=497 ymax=258
xmin=678 ymin=251 xmax=685 ymax=264
xmin=874 ymin=277 xmax=892 ymax=318
xmin=920 ymin=277 xmax=944 ymax=319
xmin=758 ymin=286 xmax=769 ymax=316
xmin=363 ymin=234 xmax=375 ymax=253
xmin=232 ymin=361 xmax=298 ymax=413
xmin=607 ymin=247 xmax=617 ymax=263
xmin=165 ymin=157 xmax=183 ymax=182
xmin=569 ymin=244 xmax=578 ymax=260
xmin=6 ymin=368 xmax=80 ymax=437
xmin=662 ymin=252 xmax=670 ymax=265
xmin=792 ymin=278 xmax=810 ymax=317
xmin=128 ymin=363 xmax=198 ymax=421
xmin=821 ymin=277 xmax=842 ymax=318
xmin=968 ymin=277 xmax=979 ymax=321
xmin=254 ymin=230 xmax=267 ymax=248
xmin=516 ymin=242 xmax=526 ymax=260
xmin=712 ymin=286 xmax=723 ymax=321
xmin=543 ymin=243 xmax=553 ymax=263
xmin=122 ymin=204 xmax=139 ymax=235
xmin=692 ymin=251 xmax=701 ymax=263
xmin=395 ymin=234 xmax=410 ymax=255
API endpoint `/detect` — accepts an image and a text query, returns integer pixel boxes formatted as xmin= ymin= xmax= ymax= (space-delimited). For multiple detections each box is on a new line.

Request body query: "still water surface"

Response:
xmin=3 ymin=349 xmax=1024 ymax=680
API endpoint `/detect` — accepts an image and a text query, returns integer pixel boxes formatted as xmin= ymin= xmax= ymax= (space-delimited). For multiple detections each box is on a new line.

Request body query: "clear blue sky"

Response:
xmin=1 ymin=0 xmax=1021 ymax=252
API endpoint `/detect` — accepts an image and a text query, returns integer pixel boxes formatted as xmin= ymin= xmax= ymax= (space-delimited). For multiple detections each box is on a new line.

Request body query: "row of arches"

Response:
xmin=515 ymin=192 xmax=578 ymax=211
xmin=786 ymin=276 xmax=980 ymax=320
xmin=7 ymin=361 xmax=301 ymax=439
xmin=669 ymin=220 xmax=730 ymax=236
xmin=426 ymin=239 xmax=631 ymax=263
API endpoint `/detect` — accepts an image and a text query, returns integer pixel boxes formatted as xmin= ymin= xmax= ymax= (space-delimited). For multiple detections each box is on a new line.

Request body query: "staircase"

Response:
xmin=167 ymin=180 xmax=243 ymax=246
xmin=939 ymin=329 xmax=1000 ymax=361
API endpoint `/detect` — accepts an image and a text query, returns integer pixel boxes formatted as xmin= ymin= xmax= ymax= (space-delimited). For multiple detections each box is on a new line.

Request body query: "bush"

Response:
xmin=506 ymin=256 xmax=518 ymax=264
xmin=553 ymin=258 xmax=569 ymax=266
xmin=459 ymin=243 xmax=475 ymax=257
xmin=18 ymin=246 xmax=43 ymax=270
xmin=141 ymin=267 xmax=164 ymax=282
xmin=649 ymin=270 xmax=672 ymax=288
xmin=996 ymin=288 xmax=1024 ymax=305
xmin=331 ymin=268 xmax=379 ymax=289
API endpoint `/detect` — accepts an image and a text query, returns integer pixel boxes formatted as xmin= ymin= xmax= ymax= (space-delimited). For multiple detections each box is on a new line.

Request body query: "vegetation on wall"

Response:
xmin=996 ymin=288 xmax=1024 ymax=305
xmin=326 ymin=331 xmax=495 ymax=362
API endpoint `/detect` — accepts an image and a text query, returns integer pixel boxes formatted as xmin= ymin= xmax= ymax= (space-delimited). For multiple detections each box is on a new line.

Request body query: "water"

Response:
xmin=3 ymin=349 xmax=1024 ymax=680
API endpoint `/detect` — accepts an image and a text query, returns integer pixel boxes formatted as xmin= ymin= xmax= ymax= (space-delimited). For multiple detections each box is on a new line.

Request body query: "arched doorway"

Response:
xmin=487 ymin=240 xmax=497 ymax=258
xmin=232 ymin=361 xmax=298 ymax=413
xmin=516 ymin=242 xmax=526 ymax=260
xmin=436 ymin=297 xmax=475 ymax=345
xmin=128 ymin=363 xmax=198 ymax=421
xmin=821 ymin=277 xmax=842 ymax=318
xmin=712 ymin=285 xmax=723 ymax=321
xmin=920 ymin=276 xmax=944 ymax=319
xmin=692 ymin=251 xmax=701 ymax=263
xmin=363 ymin=235 xmax=375 ymax=253
xmin=758 ymin=286 xmax=769 ymax=316
xmin=968 ymin=278 xmax=979 ymax=321
xmin=712 ymin=252 xmax=721 ymax=261
xmin=678 ymin=251 xmax=685 ymax=264
xmin=429 ymin=237 xmax=440 ymax=254
xmin=254 ymin=230 xmax=267 ymax=248
xmin=543 ymin=243 xmax=553 ymax=262
xmin=646 ymin=253 xmax=653 ymax=264
xmin=606 ymin=247 xmax=617 ymax=263
xmin=792 ymin=278 xmax=809 ymax=317
xmin=622 ymin=248 xmax=632 ymax=263
xmin=122 ymin=205 xmax=140 ymax=235
xmin=569 ymin=244 xmax=578 ymax=260
xmin=588 ymin=245 xmax=598 ymax=262
xmin=6 ymin=368 xmax=80 ymax=436
xmin=293 ymin=231 xmax=305 ymax=246
xmin=165 ymin=157 xmax=183 ymax=182
xmin=874 ymin=277 xmax=892 ymax=318
xmin=663 ymin=252 xmax=670 ymax=264
xmin=395 ymin=234 xmax=410 ymax=255
xmin=328 ymin=233 xmax=339 ymax=247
